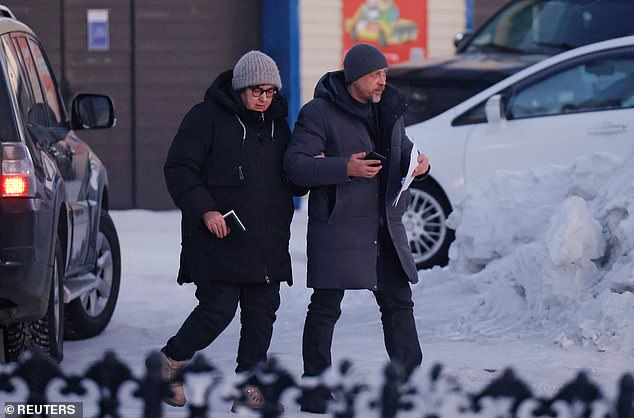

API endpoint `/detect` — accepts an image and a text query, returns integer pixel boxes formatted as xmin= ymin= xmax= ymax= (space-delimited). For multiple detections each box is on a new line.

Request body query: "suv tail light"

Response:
xmin=1 ymin=143 xmax=36 ymax=197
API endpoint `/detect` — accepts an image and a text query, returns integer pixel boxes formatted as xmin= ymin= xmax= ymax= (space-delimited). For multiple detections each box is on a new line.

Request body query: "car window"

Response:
xmin=13 ymin=37 xmax=45 ymax=106
xmin=0 ymin=42 xmax=19 ymax=142
xmin=1 ymin=35 xmax=37 ymax=130
xmin=452 ymin=47 xmax=634 ymax=126
xmin=27 ymin=38 xmax=64 ymax=126
xmin=13 ymin=35 xmax=59 ymax=128
xmin=0 ymin=34 xmax=42 ymax=155
xmin=507 ymin=49 xmax=634 ymax=119
xmin=464 ymin=0 xmax=634 ymax=55
xmin=452 ymin=102 xmax=487 ymax=126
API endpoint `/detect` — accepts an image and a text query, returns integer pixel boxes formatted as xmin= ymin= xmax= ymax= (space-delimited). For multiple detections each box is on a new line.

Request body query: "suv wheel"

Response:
xmin=65 ymin=211 xmax=121 ymax=339
xmin=2 ymin=321 xmax=31 ymax=362
xmin=31 ymin=238 xmax=64 ymax=361
xmin=403 ymin=180 xmax=455 ymax=269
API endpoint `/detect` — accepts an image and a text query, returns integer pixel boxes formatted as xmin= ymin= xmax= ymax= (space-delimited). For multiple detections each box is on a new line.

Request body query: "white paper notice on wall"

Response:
xmin=87 ymin=9 xmax=110 ymax=51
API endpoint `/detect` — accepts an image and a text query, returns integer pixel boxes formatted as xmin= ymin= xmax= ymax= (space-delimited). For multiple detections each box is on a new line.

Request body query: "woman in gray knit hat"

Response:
xmin=159 ymin=50 xmax=304 ymax=412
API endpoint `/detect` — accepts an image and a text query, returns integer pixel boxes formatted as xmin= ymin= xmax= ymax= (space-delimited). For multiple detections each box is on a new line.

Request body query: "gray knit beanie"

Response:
xmin=343 ymin=44 xmax=388 ymax=84
xmin=232 ymin=51 xmax=282 ymax=91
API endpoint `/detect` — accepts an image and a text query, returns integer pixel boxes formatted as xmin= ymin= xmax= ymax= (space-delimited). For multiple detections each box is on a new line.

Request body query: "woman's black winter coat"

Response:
xmin=164 ymin=70 xmax=299 ymax=286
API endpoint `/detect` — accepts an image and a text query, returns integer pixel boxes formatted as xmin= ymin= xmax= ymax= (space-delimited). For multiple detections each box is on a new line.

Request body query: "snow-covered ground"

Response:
xmin=3 ymin=153 xmax=632 ymax=416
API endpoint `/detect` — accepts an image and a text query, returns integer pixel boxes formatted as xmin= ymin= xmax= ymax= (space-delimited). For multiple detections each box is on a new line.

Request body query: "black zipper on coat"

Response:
xmin=264 ymin=267 xmax=270 ymax=284
xmin=238 ymin=165 xmax=244 ymax=180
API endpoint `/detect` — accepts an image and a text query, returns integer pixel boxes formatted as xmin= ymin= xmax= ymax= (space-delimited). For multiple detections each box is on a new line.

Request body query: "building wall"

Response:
xmin=66 ymin=1 xmax=134 ymax=207
xmin=299 ymin=0 xmax=342 ymax=105
xmin=428 ymin=0 xmax=466 ymax=57
xmin=133 ymin=0 xmax=260 ymax=208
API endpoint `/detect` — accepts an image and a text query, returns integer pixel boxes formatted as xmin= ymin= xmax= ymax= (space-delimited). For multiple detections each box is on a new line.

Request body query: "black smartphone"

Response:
xmin=364 ymin=151 xmax=386 ymax=166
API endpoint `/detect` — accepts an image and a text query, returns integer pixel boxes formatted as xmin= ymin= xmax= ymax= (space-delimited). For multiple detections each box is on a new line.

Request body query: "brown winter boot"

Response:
xmin=231 ymin=384 xmax=285 ymax=413
xmin=231 ymin=384 xmax=267 ymax=412
xmin=231 ymin=384 xmax=265 ymax=411
xmin=160 ymin=352 xmax=188 ymax=407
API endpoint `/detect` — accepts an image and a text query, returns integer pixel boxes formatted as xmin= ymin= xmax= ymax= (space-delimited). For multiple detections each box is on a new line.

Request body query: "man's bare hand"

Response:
xmin=203 ymin=210 xmax=229 ymax=238
xmin=411 ymin=153 xmax=430 ymax=177
xmin=347 ymin=152 xmax=382 ymax=178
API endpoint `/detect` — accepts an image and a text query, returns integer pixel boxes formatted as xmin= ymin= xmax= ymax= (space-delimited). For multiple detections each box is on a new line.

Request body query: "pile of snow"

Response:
xmin=418 ymin=153 xmax=634 ymax=353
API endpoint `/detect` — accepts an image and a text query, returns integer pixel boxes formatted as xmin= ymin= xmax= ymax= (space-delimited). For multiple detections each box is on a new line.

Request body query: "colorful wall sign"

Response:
xmin=342 ymin=0 xmax=428 ymax=65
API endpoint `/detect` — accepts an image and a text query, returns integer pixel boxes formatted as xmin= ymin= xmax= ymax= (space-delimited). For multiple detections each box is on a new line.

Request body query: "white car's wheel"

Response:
xmin=403 ymin=180 xmax=454 ymax=269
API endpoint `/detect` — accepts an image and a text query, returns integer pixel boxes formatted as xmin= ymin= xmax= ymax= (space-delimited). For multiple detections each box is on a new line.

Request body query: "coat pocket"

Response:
xmin=207 ymin=163 xmax=248 ymax=187
xmin=307 ymin=186 xmax=330 ymax=222
xmin=329 ymin=179 xmax=378 ymax=223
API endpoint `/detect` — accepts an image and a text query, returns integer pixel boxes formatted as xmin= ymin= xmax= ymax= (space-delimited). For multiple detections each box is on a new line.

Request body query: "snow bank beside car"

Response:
xmin=417 ymin=152 xmax=634 ymax=353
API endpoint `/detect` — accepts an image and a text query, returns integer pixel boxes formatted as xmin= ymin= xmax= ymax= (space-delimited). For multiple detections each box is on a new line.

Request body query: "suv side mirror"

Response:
xmin=71 ymin=94 xmax=115 ymax=130
xmin=484 ymin=94 xmax=505 ymax=123
xmin=453 ymin=31 xmax=472 ymax=49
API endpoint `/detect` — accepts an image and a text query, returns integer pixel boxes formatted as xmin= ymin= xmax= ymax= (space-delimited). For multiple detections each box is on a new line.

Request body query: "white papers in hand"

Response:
xmin=393 ymin=145 xmax=418 ymax=207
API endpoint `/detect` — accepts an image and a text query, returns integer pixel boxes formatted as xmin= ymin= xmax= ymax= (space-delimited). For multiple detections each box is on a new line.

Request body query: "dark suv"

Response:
xmin=392 ymin=0 xmax=634 ymax=269
xmin=0 ymin=6 xmax=120 ymax=362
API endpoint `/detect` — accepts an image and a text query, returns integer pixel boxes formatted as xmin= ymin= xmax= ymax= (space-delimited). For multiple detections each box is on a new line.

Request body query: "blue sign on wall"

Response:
xmin=87 ymin=9 xmax=109 ymax=51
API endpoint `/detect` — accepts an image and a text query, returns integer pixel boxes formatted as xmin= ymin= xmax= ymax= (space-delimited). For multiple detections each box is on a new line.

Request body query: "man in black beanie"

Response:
xmin=285 ymin=43 xmax=430 ymax=413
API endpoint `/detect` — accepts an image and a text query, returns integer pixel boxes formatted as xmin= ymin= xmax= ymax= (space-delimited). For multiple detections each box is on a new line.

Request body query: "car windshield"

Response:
xmin=463 ymin=0 xmax=634 ymax=55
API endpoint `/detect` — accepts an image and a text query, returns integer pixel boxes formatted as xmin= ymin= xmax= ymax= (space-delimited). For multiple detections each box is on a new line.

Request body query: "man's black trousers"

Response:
xmin=162 ymin=280 xmax=281 ymax=373
xmin=302 ymin=235 xmax=423 ymax=377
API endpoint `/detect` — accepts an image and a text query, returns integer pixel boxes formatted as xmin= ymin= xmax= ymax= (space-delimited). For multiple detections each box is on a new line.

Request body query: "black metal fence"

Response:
xmin=1 ymin=348 xmax=633 ymax=418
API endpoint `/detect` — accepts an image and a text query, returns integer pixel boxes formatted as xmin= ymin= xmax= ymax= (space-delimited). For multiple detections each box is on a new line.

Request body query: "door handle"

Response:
xmin=587 ymin=124 xmax=628 ymax=135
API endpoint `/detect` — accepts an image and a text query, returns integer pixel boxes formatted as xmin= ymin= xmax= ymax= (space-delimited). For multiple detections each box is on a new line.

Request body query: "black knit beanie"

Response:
xmin=343 ymin=44 xmax=388 ymax=84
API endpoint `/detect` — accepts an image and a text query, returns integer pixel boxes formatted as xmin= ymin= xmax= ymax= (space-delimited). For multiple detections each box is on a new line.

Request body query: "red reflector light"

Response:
xmin=1 ymin=175 xmax=28 ymax=196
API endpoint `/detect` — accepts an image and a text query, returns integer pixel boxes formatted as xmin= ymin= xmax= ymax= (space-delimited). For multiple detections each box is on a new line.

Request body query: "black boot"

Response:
xmin=300 ymin=386 xmax=332 ymax=414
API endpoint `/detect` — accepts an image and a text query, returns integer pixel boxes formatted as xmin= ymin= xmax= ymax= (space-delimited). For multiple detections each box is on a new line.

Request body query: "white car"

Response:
xmin=403 ymin=35 xmax=634 ymax=269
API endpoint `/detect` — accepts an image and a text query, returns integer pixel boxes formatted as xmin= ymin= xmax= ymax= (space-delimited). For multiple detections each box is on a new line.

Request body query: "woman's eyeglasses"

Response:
xmin=249 ymin=86 xmax=277 ymax=98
